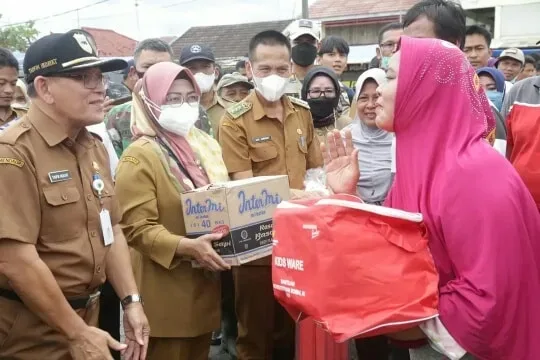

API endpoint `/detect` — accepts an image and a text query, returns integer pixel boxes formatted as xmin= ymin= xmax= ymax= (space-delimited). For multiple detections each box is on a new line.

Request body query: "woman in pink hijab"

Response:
xmin=322 ymin=36 xmax=540 ymax=359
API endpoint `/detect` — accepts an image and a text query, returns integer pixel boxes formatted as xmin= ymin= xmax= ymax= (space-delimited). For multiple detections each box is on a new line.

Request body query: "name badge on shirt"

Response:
xmin=48 ymin=170 xmax=71 ymax=183
xmin=253 ymin=135 xmax=272 ymax=143
xmin=100 ymin=209 xmax=114 ymax=246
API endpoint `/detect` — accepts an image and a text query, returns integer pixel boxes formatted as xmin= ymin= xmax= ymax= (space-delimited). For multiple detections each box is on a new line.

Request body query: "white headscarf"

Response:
xmin=347 ymin=68 xmax=394 ymax=204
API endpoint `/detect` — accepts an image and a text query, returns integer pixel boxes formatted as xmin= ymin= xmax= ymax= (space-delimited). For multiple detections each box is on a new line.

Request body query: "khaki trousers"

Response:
xmin=233 ymin=266 xmax=295 ymax=360
xmin=146 ymin=333 xmax=212 ymax=360
xmin=0 ymin=297 xmax=99 ymax=360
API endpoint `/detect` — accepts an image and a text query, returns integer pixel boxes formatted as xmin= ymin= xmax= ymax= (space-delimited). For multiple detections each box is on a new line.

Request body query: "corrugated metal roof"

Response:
xmin=309 ymin=0 xmax=420 ymax=20
xmin=170 ymin=19 xmax=294 ymax=60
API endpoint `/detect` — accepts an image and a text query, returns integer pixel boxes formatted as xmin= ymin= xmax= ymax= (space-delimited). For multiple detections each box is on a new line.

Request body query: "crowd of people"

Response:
xmin=0 ymin=0 xmax=539 ymax=359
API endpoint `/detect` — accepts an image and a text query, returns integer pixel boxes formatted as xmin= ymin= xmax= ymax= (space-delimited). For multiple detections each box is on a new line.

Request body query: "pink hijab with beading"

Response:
xmin=385 ymin=36 xmax=540 ymax=359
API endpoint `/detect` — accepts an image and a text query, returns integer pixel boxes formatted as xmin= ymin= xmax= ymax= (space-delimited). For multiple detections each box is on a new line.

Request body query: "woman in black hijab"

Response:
xmin=301 ymin=66 xmax=341 ymax=144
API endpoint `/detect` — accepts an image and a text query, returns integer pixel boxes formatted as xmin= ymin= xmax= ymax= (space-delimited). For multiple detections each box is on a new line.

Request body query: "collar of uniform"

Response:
xmin=251 ymin=92 xmax=296 ymax=120
xmin=28 ymin=105 xmax=96 ymax=148
xmin=0 ymin=108 xmax=17 ymax=124
xmin=250 ymin=91 xmax=266 ymax=121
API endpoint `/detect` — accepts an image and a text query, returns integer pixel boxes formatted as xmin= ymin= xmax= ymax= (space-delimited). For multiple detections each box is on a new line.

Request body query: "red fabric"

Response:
xmin=506 ymin=103 xmax=540 ymax=210
xmin=296 ymin=318 xmax=350 ymax=360
xmin=272 ymin=195 xmax=439 ymax=343
xmin=385 ymin=37 xmax=540 ymax=359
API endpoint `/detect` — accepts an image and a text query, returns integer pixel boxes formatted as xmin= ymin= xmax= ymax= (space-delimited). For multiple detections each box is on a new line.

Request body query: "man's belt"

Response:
xmin=0 ymin=288 xmax=101 ymax=310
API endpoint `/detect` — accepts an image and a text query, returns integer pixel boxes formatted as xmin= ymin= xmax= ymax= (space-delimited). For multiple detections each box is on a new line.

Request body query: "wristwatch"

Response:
xmin=121 ymin=294 xmax=143 ymax=309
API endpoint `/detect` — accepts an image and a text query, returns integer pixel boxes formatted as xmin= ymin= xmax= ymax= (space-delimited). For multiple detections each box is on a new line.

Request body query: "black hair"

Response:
xmin=536 ymin=61 xmax=540 ymax=72
xmin=465 ymin=25 xmax=492 ymax=47
xmin=378 ymin=23 xmax=403 ymax=44
xmin=403 ymin=0 xmax=466 ymax=49
xmin=524 ymin=55 xmax=536 ymax=67
xmin=248 ymin=30 xmax=291 ymax=61
xmin=134 ymin=38 xmax=173 ymax=61
xmin=0 ymin=48 xmax=19 ymax=71
xmin=27 ymin=82 xmax=36 ymax=98
xmin=318 ymin=36 xmax=350 ymax=56
xmin=236 ymin=60 xmax=246 ymax=70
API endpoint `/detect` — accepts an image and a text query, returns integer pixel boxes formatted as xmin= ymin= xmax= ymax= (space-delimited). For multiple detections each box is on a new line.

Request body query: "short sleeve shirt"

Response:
xmin=218 ymin=91 xmax=323 ymax=189
xmin=0 ymin=106 xmax=120 ymax=296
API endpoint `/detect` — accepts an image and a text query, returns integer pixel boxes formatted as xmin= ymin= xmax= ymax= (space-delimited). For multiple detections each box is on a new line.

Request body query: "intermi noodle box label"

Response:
xmin=181 ymin=175 xmax=290 ymax=266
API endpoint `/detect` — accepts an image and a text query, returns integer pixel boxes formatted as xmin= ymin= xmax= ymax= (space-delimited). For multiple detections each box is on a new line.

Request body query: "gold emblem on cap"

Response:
xmin=297 ymin=128 xmax=303 ymax=135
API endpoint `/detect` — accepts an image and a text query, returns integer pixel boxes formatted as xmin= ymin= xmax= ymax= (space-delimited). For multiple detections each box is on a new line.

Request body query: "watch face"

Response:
xmin=122 ymin=294 xmax=143 ymax=308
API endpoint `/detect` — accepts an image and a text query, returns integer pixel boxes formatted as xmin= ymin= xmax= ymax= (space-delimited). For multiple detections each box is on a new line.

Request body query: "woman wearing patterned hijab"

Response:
xmin=115 ymin=62 xmax=230 ymax=360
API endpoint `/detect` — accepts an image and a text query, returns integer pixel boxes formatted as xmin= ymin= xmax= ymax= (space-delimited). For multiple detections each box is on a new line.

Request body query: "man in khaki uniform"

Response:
xmin=283 ymin=19 xmax=321 ymax=99
xmin=181 ymin=44 xmax=224 ymax=138
xmin=219 ymin=30 xmax=323 ymax=360
xmin=0 ymin=48 xmax=26 ymax=125
xmin=0 ymin=29 xmax=149 ymax=360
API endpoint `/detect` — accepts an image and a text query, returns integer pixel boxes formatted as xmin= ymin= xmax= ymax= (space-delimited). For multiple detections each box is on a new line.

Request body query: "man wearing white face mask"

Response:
xmin=180 ymin=44 xmax=224 ymax=138
xmin=219 ymin=30 xmax=323 ymax=360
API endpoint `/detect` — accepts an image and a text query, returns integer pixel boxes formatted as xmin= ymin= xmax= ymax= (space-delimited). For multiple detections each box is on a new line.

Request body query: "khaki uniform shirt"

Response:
xmin=0 ymin=107 xmax=26 ymax=126
xmin=219 ymin=92 xmax=323 ymax=265
xmin=115 ymin=138 xmax=220 ymax=337
xmin=0 ymin=106 xmax=119 ymax=297
xmin=205 ymin=91 xmax=226 ymax=138
xmin=219 ymin=91 xmax=323 ymax=189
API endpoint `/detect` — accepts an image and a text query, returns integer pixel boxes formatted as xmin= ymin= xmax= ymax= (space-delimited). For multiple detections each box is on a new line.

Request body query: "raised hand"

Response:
xmin=320 ymin=130 xmax=359 ymax=196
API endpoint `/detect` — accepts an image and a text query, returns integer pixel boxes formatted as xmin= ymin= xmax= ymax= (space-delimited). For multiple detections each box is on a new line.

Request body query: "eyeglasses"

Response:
xmin=308 ymin=89 xmax=336 ymax=98
xmin=50 ymin=72 xmax=106 ymax=89
xmin=165 ymin=93 xmax=200 ymax=106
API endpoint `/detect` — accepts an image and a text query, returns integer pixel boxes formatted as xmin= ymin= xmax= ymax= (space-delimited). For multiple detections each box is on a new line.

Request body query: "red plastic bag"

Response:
xmin=272 ymin=195 xmax=439 ymax=343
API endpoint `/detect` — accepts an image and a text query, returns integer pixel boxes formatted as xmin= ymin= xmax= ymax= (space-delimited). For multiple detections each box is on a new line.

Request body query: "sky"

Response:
xmin=0 ymin=0 xmax=318 ymax=40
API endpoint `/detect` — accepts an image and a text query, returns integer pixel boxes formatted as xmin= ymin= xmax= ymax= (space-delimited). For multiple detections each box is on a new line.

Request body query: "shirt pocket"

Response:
xmin=249 ymin=143 xmax=278 ymax=175
xmin=41 ymin=185 xmax=83 ymax=242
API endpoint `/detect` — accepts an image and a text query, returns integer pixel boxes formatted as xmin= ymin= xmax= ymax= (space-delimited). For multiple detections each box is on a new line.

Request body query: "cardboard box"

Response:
xmin=181 ymin=175 xmax=290 ymax=266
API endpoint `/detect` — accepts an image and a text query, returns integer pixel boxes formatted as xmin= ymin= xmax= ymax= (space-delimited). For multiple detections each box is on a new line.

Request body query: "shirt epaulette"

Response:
xmin=0 ymin=118 xmax=30 ymax=145
xmin=226 ymin=101 xmax=252 ymax=119
xmin=288 ymin=96 xmax=310 ymax=110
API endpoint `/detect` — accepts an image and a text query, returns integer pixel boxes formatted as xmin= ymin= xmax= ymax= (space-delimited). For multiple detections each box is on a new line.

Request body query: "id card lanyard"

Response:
xmin=92 ymin=162 xmax=114 ymax=246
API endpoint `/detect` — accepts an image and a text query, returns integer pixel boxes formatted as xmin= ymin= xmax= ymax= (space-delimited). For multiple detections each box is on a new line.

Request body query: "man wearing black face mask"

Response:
xmin=283 ymin=19 xmax=321 ymax=98
xmin=301 ymin=66 xmax=341 ymax=143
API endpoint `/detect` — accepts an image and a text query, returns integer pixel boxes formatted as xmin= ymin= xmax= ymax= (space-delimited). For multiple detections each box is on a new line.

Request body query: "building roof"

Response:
xmin=309 ymin=0 xmax=420 ymax=20
xmin=170 ymin=19 xmax=294 ymax=60
xmin=82 ymin=27 xmax=137 ymax=57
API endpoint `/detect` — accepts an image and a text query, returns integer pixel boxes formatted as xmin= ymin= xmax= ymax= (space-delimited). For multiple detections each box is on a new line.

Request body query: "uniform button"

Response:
xmin=96 ymin=266 xmax=101 ymax=273
xmin=104 ymin=190 xmax=109 ymax=195
xmin=21 ymin=123 xmax=29 ymax=128
xmin=66 ymin=140 xmax=73 ymax=147
xmin=61 ymin=194 xmax=68 ymax=201
xmin=90 ymin=231 xmax=97 ymax=237
xmin=87 ymin=194 xmax=93 ymax=201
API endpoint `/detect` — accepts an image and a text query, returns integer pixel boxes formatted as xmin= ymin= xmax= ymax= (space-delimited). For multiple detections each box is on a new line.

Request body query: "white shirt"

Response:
xmin=86 ymin=122 xmax=119 ymax=178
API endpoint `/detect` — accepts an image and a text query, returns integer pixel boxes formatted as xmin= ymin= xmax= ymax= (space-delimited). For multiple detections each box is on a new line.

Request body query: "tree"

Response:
xmin=0 ymin=14 xmax=39 ymax=52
